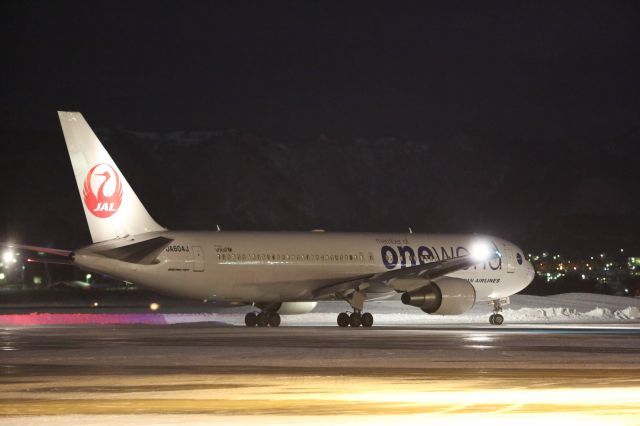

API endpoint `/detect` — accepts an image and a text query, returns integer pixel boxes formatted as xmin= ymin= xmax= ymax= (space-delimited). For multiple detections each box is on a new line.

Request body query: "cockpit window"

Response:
xmin=516 ymin=253 xmax=523 ymax=265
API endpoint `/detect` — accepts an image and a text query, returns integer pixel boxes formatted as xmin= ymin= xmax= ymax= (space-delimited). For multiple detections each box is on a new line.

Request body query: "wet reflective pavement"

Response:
xmin=1 ymin=324 xmax=640 ymax=424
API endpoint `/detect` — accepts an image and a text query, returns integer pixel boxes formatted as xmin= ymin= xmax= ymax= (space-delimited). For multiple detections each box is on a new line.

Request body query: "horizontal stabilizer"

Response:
xmin=27 ymin=257 xmax=74 ymax=265
xmin=98 ymin=236 xmax=173 ymax=265
xmin=0 ymin=242 xmax=72 ymax=257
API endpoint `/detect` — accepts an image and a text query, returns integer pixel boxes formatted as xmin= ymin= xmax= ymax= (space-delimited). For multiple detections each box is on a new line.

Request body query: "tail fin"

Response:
xmin=58 ymin=111 xmax=166 ymax=243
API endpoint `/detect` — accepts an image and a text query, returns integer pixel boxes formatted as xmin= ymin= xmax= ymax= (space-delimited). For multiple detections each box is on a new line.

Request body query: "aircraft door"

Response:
xmin=192 ymin=246 xmax=205 ymax=272
xmin=505 ymin=249 xmax=516 ymax=273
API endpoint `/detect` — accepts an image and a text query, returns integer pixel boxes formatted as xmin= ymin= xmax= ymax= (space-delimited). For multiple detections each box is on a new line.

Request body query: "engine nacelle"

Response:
xmin=400 ymin=277 xmax=476 ymax=315
xmin=276 ymin=302 xmax=318 ymax=315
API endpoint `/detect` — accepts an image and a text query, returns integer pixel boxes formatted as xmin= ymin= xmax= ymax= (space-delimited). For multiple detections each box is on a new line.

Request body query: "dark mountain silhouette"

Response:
xmin=1 ymin=127 xmax=638 ymax=254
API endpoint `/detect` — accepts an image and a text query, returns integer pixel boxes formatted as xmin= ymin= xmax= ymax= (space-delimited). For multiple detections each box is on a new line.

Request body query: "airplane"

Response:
xmin=2 ymin=111 xmax=535 ymax=327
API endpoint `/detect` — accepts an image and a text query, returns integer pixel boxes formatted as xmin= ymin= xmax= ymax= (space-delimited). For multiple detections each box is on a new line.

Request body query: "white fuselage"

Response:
xmin=74 ymin=231 xmax=535 ymax=304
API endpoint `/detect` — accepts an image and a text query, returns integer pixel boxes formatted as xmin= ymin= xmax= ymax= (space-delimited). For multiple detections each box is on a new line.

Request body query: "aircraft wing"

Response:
xmin=313 ymin=254 xmax=491 ymax=301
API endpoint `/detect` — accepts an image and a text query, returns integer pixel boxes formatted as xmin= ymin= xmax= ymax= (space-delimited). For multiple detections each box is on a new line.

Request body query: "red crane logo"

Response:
xmin=83 ymin=163 xmax=123 ymax=218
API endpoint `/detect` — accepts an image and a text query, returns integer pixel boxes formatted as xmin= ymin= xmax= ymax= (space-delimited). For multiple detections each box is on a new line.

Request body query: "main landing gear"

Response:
xmin=489 ymin=298 xmax=508 ymax=325
xmin=244 ymin=311 xmax=281 ymax=327
xmin=337 ymin=311 xmax=374 ymax=328
xmin=337 ymin=290 xmax=374 ymax=328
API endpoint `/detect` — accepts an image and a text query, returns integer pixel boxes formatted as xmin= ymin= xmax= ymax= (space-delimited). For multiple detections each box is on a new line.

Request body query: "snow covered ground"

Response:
xmin=167 ymin=293 xmax=640 ymax=326
xmin=1 ymin=293 xmax=638 ymax=326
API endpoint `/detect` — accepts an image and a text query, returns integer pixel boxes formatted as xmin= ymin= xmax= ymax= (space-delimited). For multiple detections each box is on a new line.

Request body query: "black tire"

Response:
xmin=361 ymin=312 xmax=374 ymax=328
xmin=268 ymin=312 xmax=281 ymax=327
xmin=245 ymin=312 xmax=257 ymax=327
xmin=493 ymin=314 xmax=504 ymax=325
xmin=257 ymin=312 xmax=269 ymax=327
xmin=489 ymin=314 xmax=495 ymax=325
xmin=349 ymin=312 xmax=362 ymax=327
xmin=337 ymin=312 xmax=350 ymax=327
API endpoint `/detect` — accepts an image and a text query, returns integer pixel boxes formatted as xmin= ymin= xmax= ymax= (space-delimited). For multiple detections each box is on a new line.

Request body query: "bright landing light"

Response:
xmin=469 ymin=240 xmax=494 ymax=262
xmin=2 ymin=250 xmax=15 ymax=264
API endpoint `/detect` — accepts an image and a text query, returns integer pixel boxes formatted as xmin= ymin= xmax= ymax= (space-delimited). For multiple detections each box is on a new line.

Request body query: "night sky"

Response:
xmin=1 ymin=1 xmax=639 ymax=253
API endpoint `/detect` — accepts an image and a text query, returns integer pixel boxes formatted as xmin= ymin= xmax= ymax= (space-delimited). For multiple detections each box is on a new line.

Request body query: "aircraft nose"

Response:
xmin=525 ymin=259 xmax=535 ymax=284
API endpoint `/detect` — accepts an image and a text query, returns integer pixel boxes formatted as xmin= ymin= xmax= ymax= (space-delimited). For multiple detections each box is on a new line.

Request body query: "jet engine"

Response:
xmin=277 ymin=302 xmax=318 ymax=315
xmin=400 ymin=277 xmax=476 ymax=315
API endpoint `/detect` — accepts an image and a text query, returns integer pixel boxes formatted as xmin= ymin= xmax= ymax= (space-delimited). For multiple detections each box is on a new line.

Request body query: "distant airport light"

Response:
xmin=92 ymin=302 xmax=99 ymax=307
xmin=85 ymin=273 xmax=92 ymax=282
xmin=2 ymin=250 xmax=15 ymax=264
xmin=469 ymin=240 xmax=493 ymax=262
xmin=149 ymin=302 xmax=160 ymax=311
xmin=0 ymin=273 xmax=5 ymax=280
xmin=33 ymin=276 xmax=42 ymax=285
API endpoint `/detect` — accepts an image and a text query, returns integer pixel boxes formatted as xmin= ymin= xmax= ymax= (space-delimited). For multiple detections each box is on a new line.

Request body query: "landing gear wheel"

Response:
xmin=349 ymin=312 xmax=362 ymax=327
xmin=268 ymin=312 xmax=281 ymax=327
xmin=337 ymin=312 xmax=350 ymax=327
xmin=361 ymin=312 xmax=374 ymax=328
xmin=489 ymin=299 xmax=507 ymax=326
xmin=493 ymin=313 xmax=504 ymax=325
xmin=245 ymin=312 xmax=257 ymax=327
xmin=257 ymin=312 xmax=269 ymax=327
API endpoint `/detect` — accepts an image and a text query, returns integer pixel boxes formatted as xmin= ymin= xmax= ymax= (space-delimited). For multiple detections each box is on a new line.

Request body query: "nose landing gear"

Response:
xmin=488 ymin=298 xmax=509 ymax=325
xmin=489 ymin=313 xmax=504 ymax=325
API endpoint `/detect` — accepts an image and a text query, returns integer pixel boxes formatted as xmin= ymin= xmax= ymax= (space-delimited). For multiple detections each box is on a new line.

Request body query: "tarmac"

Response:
xmin=1 ymin=322 xmax=640 ymax=424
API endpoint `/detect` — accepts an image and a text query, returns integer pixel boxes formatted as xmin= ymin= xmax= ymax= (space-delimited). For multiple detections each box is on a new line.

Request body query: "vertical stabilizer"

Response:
xmin=58 ymin=111 xmax=166 ymax=242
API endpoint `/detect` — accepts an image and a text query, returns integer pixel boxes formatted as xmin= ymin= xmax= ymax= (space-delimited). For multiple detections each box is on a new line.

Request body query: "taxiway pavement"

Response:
xmin=1 ymin=323 xmax=640 ymax=424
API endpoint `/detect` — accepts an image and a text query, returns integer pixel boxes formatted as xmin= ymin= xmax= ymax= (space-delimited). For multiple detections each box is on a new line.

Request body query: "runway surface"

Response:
xmin=1 ymin=323 xmax=640 ymax=425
